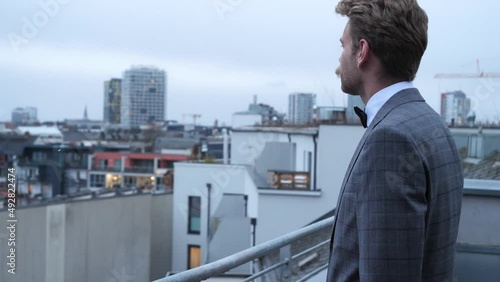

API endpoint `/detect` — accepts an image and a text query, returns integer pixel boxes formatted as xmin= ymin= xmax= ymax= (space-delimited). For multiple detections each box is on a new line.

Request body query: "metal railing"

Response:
xmin=124 ymin=167 xmax=155 ymax=173
xmin=90 ymin=165 xmax=121 ymax=172
xmin=155 ymin=216 xmax=334 ymax=282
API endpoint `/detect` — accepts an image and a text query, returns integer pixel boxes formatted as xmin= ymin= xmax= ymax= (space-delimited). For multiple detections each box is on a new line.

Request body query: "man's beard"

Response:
xmin=336 ymin=65 xmax=359 ymax=96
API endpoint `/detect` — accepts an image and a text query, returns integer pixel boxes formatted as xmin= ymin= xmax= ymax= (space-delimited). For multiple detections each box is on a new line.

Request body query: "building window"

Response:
xmin=108 ymin=174 xmax=121 ymax=189
xmin=32 ymin=152 xmax=46 ymax=162
xmin=90 ymin=174 xmax=105 ymax=187
xmin=114 ymin=159 xmax=122 ymax=170
xmin=188 ymin=196 xmax=201 ymax=234
xmin=187 ymin=245 xmax=201 ymax=269
xmin=98 ymin=159 xmax=108 ymax=169
xmin=124 ymin=176 xmax=135 ymax=187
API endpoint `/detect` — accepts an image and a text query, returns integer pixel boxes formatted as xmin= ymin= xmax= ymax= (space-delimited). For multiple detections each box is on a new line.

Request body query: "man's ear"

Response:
xmin=357 ymin=39 xmax=370 ymax=68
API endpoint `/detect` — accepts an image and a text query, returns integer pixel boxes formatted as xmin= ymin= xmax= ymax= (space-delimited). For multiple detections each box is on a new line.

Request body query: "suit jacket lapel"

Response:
xmin=329 ymin=123 xmax=372 ymax=250
xmin=329 ymin=88 xmax=425 ymax=251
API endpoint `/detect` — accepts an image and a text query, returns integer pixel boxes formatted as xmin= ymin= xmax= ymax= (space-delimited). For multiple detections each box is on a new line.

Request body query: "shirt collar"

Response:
xmin=365 ymin=81 xmax=414 ymax=127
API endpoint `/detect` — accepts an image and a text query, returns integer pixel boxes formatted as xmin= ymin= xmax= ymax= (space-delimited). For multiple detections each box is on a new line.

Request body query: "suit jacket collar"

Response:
xmin=369 ymin=87 xmax=425 ymax=130
xmin=365 ymin=81 xmax=414 ymax=127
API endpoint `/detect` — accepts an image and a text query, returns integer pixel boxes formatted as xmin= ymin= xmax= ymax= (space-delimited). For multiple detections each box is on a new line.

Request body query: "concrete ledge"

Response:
xmin=463 ymin=188 xmax=500 ymax=197
xmin=258 ymin=188 xmax=322 ymax=197
xmin=464 ymin=178 xmax=500 ymax=197
xmin=457 ymin=243 xmax=500 ymax=255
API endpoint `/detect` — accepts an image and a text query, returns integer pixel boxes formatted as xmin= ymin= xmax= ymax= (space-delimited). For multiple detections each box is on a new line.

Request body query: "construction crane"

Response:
xmin=435 ymin=59 xmax=500 ymax=126
xmin=435 ymin=59 xmax=500 ymax=78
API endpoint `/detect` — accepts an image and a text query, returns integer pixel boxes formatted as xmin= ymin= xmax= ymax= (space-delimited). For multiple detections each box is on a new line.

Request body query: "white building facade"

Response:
xmin=121 ymin=66 xmax=167 ymax=128
xmin=171 ymin=125 xmax=365 ymax=272
xmin=231 ymin=112 xmax=262 ymax=128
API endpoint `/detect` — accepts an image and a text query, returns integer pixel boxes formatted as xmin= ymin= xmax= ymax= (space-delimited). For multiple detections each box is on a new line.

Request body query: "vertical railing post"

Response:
xmin=279 ymin=245 xmax=291 ymax=282
xmin=206 ymin=183 xmax=212 ymax=263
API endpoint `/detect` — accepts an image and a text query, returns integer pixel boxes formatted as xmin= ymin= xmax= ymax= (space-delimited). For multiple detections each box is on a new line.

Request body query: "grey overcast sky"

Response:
xmin=1 ymin=0 xmax=500 ymax=125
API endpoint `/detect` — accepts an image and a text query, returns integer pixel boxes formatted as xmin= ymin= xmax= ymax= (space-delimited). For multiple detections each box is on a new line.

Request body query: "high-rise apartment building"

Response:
xmin=121 ymin=66 xmax=167 ymax=128
xmin=103 ymin=78 xmax=122 ymax=125
xmin=441 ymin=90 xmax=471 ymax=126
xmin=288 ymin=93 xmax=316 ymax=125
xmin=12 ymin=107 xmax=38 ymax=125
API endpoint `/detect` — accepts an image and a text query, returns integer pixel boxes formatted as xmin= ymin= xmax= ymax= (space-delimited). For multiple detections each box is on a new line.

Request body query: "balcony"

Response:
xmin=268 ymin=170 xmax=310 ymax=190
xmin=184 ymin=159 xmax=225 ymax=164
xmin=157 ymin=216 xmax=333 ymax=282
xmin=123 ymin=167 xmax=155 ymax=174
xmin=158 ymin=179 xmax=500 ymax=281
xmin=18 ymin=159 xmax=52 ymax=167
xmin=90 ymin=165 xmax=121 ymax=172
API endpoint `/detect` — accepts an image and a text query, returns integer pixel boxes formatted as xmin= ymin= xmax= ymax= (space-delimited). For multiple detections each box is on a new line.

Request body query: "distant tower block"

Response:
xmin=288 ymin=93 xmax=316 ymax=125
xmin=121 ymin=66 xmax=167 ymax=128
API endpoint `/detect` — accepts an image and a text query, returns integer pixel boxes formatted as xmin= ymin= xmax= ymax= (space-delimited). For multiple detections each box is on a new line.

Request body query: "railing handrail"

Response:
xmin=155 ymin=216 xmax=334 ymax=282
xmin=124 ymin=167 xmax=154 ymax=173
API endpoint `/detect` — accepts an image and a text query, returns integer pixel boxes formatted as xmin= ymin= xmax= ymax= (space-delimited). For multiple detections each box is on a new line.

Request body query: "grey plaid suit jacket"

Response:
xmin=327 ymin=88 xmax=464 ymax=281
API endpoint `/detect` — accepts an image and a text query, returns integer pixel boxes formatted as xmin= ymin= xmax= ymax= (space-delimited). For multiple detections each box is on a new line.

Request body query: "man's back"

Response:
xmin=328 ymin=89 xmax=463 ymax=281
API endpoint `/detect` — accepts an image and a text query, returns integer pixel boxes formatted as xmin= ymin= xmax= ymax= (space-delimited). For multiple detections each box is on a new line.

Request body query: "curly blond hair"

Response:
xmin=336 ymin=0 xmax=428 ymax=81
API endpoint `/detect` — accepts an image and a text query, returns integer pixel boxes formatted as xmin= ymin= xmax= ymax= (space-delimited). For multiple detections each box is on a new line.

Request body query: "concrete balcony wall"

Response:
xmin=0 ymin=205 xmax=48 ymax=282
xmin=150 ymin=193 xmax=174 ymax=281
xmin=252 ymin=125 xmax=364 ymax=245
xmin=0 ymin=192 xmax=173 ymax=282
xmin=453 ymin=180 xmax=500 ymax=281
xmin=457 ymin=194 xmax=500 ymax=246
xmin=64 ymin=195 xmax=151 ymax=282
xmin=208 ymin=217 xmax=252 ymax=275
xmin=208 ymin=194 xmax=251 ymax=275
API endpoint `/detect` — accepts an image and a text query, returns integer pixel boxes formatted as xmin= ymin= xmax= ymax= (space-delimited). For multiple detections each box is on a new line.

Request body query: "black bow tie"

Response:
xmin=354 ymin=106 xmax=367 ymax=128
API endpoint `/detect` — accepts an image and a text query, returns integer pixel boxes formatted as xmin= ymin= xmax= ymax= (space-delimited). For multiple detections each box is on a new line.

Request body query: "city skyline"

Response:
xmin=4 ymin=82 xmax=496 ymax=127
xmin=1 ymin=0 xmax=500 ymax=125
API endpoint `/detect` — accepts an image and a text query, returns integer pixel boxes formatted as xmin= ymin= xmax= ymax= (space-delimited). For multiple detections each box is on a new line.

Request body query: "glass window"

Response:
xmin=99 ymin=159 xmax=108 ymax=169
xmin=114 ymin=159 xmax=121 ymax=170
xmin=188 ymin=196 xmax=201 ymax=234
xmin=188 ymin=245 xmax=201 ymax=269
xmin=124 ymin=176 xmax=135 ymax=186
xmin=33 ymin=151 xmax=46 ymax=162
xmin=90 ymin=174 xmax=105 ymax=187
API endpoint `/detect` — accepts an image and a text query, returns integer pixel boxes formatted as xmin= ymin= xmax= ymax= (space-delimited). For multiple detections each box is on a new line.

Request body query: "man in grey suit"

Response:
xmin=327 ymin=0 xmax=464 ymax=281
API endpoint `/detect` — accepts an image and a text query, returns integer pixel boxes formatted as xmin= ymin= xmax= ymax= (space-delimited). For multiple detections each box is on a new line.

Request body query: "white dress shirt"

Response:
xmin=365 ymin=81 xmax=415 ymax=127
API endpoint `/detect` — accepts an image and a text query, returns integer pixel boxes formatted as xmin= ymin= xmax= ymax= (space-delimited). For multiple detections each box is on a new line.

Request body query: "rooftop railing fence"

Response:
xmin=156 ymin=216 xmax=334 ymax=282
